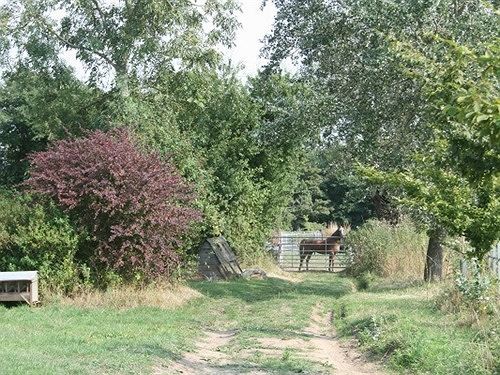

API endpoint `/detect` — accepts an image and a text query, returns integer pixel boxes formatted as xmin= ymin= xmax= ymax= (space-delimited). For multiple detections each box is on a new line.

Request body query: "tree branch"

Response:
xmin=90 ymin=0 xmax=105 ymax=20
xmin=36 ymin=17 xmax=115 ymax=68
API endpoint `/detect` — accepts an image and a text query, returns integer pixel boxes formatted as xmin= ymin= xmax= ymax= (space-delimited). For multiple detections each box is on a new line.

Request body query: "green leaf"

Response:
xmin=475 ymin=114 xmax=490 ymax=123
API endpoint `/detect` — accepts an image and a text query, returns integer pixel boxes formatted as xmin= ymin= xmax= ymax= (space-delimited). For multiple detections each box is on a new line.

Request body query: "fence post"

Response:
xmin=460 ymin=258 xmax=468 ymax=278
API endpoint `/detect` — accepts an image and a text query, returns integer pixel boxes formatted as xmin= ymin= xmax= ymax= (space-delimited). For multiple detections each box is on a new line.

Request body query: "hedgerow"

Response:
xmin=0 ymin=190 xmax=81 ymax=292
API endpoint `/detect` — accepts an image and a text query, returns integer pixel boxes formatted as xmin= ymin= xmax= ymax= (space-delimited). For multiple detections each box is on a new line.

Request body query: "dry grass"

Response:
xmin=346 ymin=219 xmax=428 ymax=279
xmin=241 ymin=254 xmax=303 ymax=283
xmin=48 ymin=283 xmax=202 ymax=309
xmin=379 ymin=238 xmax=462 ymax=280
xmin=382 ymin=245 xmax=426 ymax=279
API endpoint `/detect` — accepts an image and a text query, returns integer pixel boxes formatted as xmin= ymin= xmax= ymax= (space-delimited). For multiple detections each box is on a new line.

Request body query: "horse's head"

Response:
xmin=322 ymin=222 xmax=337 ymax=237
xmin=330 ymin=223 xmax=350 ymax=240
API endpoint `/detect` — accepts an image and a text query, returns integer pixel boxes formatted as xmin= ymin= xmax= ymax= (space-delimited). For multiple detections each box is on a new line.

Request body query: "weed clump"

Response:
xmin=355 ymin=272 xmax=376 ymax=291
xmin=345 ymin=219 xmax=427 ymax=279
xmin=436 ymin=258 xmax=499 ymax=320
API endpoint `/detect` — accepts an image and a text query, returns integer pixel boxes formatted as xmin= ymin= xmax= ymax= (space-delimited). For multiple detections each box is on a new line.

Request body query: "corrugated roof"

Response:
xmin=0 ymin=271 xmax=38 ymax=281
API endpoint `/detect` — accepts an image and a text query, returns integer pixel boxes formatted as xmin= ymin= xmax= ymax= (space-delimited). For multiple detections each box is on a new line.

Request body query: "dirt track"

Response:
xmin=160 ymin=304 xmax=384 ymax=374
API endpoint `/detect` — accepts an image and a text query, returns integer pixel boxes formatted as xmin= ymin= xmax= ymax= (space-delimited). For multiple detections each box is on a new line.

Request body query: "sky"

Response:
xmin=228 ymin=1 xmax=277 ymax=77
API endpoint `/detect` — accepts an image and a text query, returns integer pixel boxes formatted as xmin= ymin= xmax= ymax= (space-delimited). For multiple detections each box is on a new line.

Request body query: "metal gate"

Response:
xmin=269 ymin=231 xmax=347 ymax=272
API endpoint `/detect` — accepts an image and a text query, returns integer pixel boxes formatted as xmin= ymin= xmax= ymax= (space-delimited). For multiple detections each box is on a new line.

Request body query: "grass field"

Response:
xmin=0 ymin=274 xmax=498 ymax=374
xmin=330 ymin=280 xmax=500 ymax=375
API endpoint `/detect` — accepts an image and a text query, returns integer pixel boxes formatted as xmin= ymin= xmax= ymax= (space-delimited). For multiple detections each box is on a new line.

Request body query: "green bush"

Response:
xmin=437 ymin=258 xmax=500 ymax=318
xmin=356 ymin=271 xmax=376 ymax=291
xmin=345 ymin=219 xmax=428 ymax=279
xmin=0 ymin=190 xmax=81 ymax=293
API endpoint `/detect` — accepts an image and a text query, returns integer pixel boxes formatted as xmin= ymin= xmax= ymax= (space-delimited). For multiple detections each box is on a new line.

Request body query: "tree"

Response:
xmin=0 ymin=0 xmax=240 ymax=185
xmin=0 ymin=64 xmax=106 ymax=186
xmin=139 ymin=70 xmax=327 ymax=260
xmin=0 ymin=0 xmax=330 ymax=264
xmin=363 ymin=37 xmax=499 ymax=269
xmin=25 ymin=129 xmax=200 ymax=281
xmin=1 ymin=0 xmax=239 ymax=98
xmin=264 ymin=0 xmax=498 ymax=279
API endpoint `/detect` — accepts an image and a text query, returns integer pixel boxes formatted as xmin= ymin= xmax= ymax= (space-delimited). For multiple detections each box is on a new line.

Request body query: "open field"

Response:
xmin=0 ymin=274 xmax=498 ymax=374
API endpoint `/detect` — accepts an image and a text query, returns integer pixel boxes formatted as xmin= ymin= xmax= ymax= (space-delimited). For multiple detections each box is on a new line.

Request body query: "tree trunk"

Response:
xmin=424 ymin=227 xmax=445 ymax=281
xmin=115 ymin=69 xmax=130 ymax=99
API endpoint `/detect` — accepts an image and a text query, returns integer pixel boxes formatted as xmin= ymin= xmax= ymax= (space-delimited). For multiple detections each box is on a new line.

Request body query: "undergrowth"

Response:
xmin=332 ymin=279 xmax=500 ymax=374
xmin=345 ymin=219 xmax=428 ymax=279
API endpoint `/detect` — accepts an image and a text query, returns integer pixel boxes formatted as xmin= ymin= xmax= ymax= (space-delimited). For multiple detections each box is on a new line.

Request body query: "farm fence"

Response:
xmin=460 ymin=242 xmax=500 ymax=279
xmin=488 ymin=242 xmax=500 ymax=278
xmin=268 ymin=230 xmax=347 ymax=272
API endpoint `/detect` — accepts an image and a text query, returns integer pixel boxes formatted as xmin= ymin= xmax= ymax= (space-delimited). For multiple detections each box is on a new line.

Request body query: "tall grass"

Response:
xmin=46 ymin=283 xmax=202 ymax=309
xmin=345 ymin=219 xmax=428 ymax=279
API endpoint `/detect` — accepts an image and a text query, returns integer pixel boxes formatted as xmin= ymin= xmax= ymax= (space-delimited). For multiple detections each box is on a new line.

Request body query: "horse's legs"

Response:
xmin=299 ymin=251 xmax=303 ymax=271
xmin=329 ymin=252 xmax=334 ymax=272
xmin=306 ymin=253 xmax=312 ymax=271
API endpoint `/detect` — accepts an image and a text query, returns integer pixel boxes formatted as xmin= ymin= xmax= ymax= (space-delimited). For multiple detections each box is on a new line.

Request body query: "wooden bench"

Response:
xmin=0 ymin=271 xmax=38 ymax=305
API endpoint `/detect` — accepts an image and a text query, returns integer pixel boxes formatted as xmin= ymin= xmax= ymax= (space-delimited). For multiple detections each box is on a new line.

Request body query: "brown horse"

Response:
xmin=299 ymin=226 xmax=346 ymax=271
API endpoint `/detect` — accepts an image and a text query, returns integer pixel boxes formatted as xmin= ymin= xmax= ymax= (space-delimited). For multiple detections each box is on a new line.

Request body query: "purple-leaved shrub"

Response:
xmin=25 ymin=129 xmax=201 ymax=280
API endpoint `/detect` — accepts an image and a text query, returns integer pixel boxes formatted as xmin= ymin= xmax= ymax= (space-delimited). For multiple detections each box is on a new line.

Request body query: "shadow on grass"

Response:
xmin=367 ymin=279 xmax=426 ymax=293
xmin=127 ymin=343 xmax=178 ymax=359
xmin=189 ymin=275 xmax=352 ymax=303
xmin=0 ymin=301 xmax=29 ymax=309
xmin=209 ymin=354 xmax=329 ymax=375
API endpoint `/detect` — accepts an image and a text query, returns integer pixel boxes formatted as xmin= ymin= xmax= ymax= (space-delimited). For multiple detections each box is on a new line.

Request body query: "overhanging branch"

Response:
xmin=35 ymin=16 xmax=115 ymax=68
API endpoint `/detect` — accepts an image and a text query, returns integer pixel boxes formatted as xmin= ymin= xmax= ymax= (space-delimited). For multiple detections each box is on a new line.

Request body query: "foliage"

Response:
xmin=0 ymin=0 xmax=240 ymax=188
xmin=355 ymin=271 xmax=376 ymax=291
xmin=1 ymin=0 xmax=239 ymax=96
xmin=287 ymin=154 xmax=331 ymax=230
xmin=345 ymin=219 xmax=428 ymax=278
xmin=135 ymin=70 xmax=324 ymax=261
xmin=0 ymin=64 xmax=107 ymax=186
xmin=0 ymin=0 xmax=239 ymax=186
xmin=1 ymin=0 xmax=321 ymax=263
xmin=286 ymin=145 xmax=380 ymax=229
xmin=0 ymin=190 xmax=80 ymax=292
xmin=265 ymin=0 xmax=496 ymax=166
xmin=0 ymin=0 xmax=330 ymax=268
xmin=361 ymin=37 xmax=500 ymax=259
xmin=316 ymin=144 xmax=378 ymax=227
xmin=25 ymin=129 xmax=200 ymax=281
xmin=264 ymin=0 xmax=498 ymax=232
xmin=454 ymin=258 xmax=499 ymax=316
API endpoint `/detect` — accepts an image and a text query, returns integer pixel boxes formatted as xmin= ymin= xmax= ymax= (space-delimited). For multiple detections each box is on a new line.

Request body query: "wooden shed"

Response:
xmin=198 ymin=236 xmax=242 ymax=280
xmin=0 ymin=271 xmax=39 ymax=305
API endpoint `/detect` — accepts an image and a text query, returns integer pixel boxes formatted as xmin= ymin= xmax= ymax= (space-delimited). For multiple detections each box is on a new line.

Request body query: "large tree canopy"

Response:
xmin=264 ymin=0 xmax=499 ymax=276
xmin=363 ymin=37 xmax=499 ymax=259
xmin=265 ymin=0 xmax=497 ymax=168
xmin=0 ymin=64 xmax=106 ymax=185
xmin=0 ymin=1 xmax=328 ymax=262
xmin=1 ymin=0 xmax=239 ymax=94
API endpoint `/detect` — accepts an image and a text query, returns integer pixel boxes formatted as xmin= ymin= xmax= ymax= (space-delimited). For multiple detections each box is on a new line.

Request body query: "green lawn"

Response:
xmin=0 ymin=274 xmax=498 ymax=374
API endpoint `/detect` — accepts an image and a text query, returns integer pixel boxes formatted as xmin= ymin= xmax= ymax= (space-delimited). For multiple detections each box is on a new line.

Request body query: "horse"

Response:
xmin=299 ymin=225 xmax=346 ymax=272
